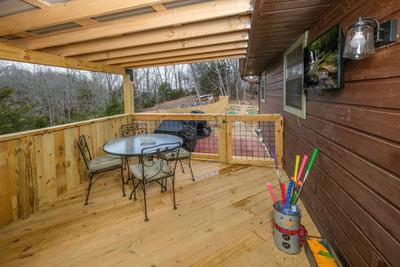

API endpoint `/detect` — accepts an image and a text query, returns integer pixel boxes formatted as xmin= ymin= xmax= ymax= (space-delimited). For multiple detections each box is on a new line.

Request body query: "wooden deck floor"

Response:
xmin=0 ymin=161 xmax=319 ymax=267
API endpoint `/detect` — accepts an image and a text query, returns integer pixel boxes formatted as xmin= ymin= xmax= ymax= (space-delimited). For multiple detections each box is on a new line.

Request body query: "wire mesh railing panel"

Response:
xmin=131 ymin=113 xmax=283 ymax=164
xmin=192 ymin=120 xmax=218 ymax=155
xmin=133 ymin=118 xmax=219 ymax=156
xmin=231 ymin=120 xmax=275 ymax=161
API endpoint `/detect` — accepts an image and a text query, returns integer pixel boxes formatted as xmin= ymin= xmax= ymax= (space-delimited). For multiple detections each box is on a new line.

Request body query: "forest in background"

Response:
xmin=0 ymin=59 xmax=250 ymax=135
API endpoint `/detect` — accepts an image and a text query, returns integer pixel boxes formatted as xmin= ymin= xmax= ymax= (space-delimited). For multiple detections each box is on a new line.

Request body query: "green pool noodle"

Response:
xmin=307 ymin=148 xmax=319 ymax=172
xmin=293 ymin=148 xmax=318 ymax=204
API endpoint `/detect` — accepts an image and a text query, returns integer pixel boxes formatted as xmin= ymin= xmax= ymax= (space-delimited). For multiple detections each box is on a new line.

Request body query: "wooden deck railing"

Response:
xmin=0 ymin=114 xmax=132 ymax=227
xmin=0 ymin=112 xmax=282 ymax=228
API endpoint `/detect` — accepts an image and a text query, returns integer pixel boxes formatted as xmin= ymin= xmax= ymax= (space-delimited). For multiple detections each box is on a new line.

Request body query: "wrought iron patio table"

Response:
xmin=103 ymin=134 xmax=183 ymax=157
xmin=103 ymin=134 xmax=183 ymax=183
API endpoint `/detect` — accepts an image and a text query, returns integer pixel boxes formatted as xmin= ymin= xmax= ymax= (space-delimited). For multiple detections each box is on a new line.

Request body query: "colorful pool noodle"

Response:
xmin=280 ymin=183 xmax=286 ymax=206
xmin=292 ymin=154 xmax=309 ymax=204
xmin=271 ymin=145 xmax=286 ymax=205
xmin=294 ymin=148 xmax=319 ymax=204
xmin=291 ymin=155 xmax=300 ymax=201
xmin=284 ymin=177 xmax=294 ymax=210
xmin=292 ymin=155 xmax=300 ymax=184
xmin=266 ymin=182 xmax=276 ymax=205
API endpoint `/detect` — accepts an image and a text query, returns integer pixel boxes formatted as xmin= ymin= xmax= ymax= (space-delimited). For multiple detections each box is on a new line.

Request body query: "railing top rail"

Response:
xmin=132 ymin=113 xmax=221 ymax=121
xmin=134 ymin=112 xmax=282 ymax=122
xmin=0 ymin=113 xmax=129 ymax=142
xmin=226 ymin=114 xmax=282 ymax=121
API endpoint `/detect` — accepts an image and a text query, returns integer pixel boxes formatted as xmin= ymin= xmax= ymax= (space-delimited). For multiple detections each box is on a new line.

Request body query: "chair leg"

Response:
xmin=129 ymin=175 xmax=137 ymax=201
xmin=142 ymin=180 xmax=149 ymax=222
xmin=124 ymin=158 xmax=130 ymax=184
xmin=84 ymin=174 xmax=94 ymax=205
xmin=171 ymin=175 xmax=177 ymax=210
xmin=179 ymin=159 xmax=184 ymax=173
xmin=120 ymin=165 xmax=126 ymax=197
xmin=188 ymin=158 xmax=195 ymax=181
xmin=160 ymin=178 xmax=166 ymax=193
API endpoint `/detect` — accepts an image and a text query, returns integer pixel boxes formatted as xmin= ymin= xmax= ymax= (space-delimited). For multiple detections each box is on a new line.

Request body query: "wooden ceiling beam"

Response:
xmin=75 ymin=18 xmax=99 ymax=27
xmin=14 ymin=32 xmax=38 ymax=38
xmin=0 ymin=0 xmax=179 ymax=36
xmin=152 ymin=4 xmax=166 ymax=12
xmin=0 ymin=42 xmax=124 ymax=74
xmin=75 ymin=31 xmax=249 ymax=62
xmin=21 ymin=0 xmax=100 ymax=31
xmin=42 ymin=16 xmax=250 ymax=57
xmin=130 ymin=54 xmax=246 ymax=69
xmin=100 ymin=41 xmax=248 ymax=65
xmin=22 ymin=0 xmax=51 ymax=8
xmin=119 ymin=49 xmax=247 ymax=68
xmin=9 ymin=0 xmax=252 ymax=50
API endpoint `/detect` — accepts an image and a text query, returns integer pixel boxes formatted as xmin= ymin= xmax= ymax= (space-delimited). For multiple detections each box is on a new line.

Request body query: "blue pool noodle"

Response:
xmin=284 ymin=181 xmax=294 ymax=210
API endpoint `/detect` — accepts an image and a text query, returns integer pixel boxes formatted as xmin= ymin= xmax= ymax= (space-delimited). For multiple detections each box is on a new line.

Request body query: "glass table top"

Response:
xmin=103 ymin=134 xmax=183 ymax=156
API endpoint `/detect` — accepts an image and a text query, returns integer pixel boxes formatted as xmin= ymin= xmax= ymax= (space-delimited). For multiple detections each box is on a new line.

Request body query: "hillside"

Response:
xmin=143 ymin=95 xmax=199 ymax=112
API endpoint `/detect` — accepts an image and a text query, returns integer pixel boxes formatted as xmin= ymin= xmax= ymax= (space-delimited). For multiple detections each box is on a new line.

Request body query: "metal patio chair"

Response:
xmin=120 ymin=122 xmax=148 ymax=183
xmin=121 ymin=122 xmax=148 ymax=137
xmin=129 ymin=142 xmax=181 ymax=222
xmin=77 ymin=135 xmax=124 ymax=205
xmin=160 ymin=124 xmax=197 ymax=181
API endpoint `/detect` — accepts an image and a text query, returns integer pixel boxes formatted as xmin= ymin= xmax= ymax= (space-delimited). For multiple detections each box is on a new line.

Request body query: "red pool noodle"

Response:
xmin=267 ymin=182 xmax=277 ymax=205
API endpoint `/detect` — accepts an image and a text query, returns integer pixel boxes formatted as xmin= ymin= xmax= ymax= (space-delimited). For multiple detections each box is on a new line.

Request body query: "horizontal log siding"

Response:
xmin=259 ymin=0 xmax=400 ymax=265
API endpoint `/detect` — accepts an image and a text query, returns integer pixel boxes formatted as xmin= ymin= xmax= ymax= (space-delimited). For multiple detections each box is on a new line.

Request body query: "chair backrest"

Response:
xmin=140 ymin=142 xmax=182 ymax=180
xmin=181 ymin=125 xmax=197 ymax=152
xmin=141 ymin=141 xmax=181 ymax=157
xmin=121 ymin=123 xmax=148 ymax=137
xmin=77 ymin=135 xmax=92 ymax=169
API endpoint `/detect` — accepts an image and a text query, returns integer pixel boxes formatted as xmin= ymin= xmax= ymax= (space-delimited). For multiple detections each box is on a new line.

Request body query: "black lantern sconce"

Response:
xmin=244 ymin=75 xmax=259 ymax=84
xmin=343 ymin=17 xmax=398 ymax=60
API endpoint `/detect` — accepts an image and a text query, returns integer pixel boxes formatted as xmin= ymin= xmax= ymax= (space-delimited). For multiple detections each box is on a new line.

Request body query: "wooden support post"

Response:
xmin=274 ymin=117 xmax=283 ymax=166
xmin=123 ymin=72 xmax=134 ymax=114
xmin=217 ymin=115 xmax=227 ymax=163
xmin=226 ymin=120 xmax=233 ymax=163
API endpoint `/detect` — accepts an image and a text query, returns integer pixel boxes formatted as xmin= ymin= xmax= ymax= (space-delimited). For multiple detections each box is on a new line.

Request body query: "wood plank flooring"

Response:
xmin=0 ymin=160 xmax=319 ymax=267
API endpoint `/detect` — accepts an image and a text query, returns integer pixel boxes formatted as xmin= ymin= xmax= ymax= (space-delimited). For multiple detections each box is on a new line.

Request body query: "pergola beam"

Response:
xmin=76 ymin=31 xmax=249 ymax=62
xmin=42 ymin=16 xmax=250 ymax=57
xmin=119 ymin=49 xmax=247 ymax=68
xmin=22 ymin=0 xmax=51 ymax=8
xmin=9 ymin=0 xmax=252 ymax=50
xmin=152 ymin=4 xmax=166 ymax=12
xmin=0 ymin=42 xmax=124 ymax=74
xmin=75 ymin=18 xmax=99 ymax=27
xmin=0 ymin=0 xmax=179 ymax=36
xmin=101 ymin=42 xmax=248 ymax=65
xmin=129 ymin=55 xmax=246 ymax=69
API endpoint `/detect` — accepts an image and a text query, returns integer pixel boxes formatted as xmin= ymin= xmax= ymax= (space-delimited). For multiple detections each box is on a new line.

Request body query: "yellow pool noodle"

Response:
xmin=293 ymin=155 xmax=300 ymax=184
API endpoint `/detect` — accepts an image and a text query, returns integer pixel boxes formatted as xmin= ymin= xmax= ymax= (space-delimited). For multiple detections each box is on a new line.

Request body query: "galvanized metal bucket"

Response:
xmin=273 ymin=200 xmax=302 ymax=254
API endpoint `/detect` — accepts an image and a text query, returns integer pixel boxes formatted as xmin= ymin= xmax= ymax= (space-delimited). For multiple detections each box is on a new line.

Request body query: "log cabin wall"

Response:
xmin=0 ymin=114 xmax=131 ymax=228
xmin=259 ymin=1 xmax=400 ymax=266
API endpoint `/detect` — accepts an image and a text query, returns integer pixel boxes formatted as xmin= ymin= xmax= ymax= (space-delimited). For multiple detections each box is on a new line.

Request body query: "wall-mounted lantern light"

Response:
xmin=343 ymin=17 xmax=398 ymax=60
xmin=244 ymin=75 xmax=259 ymax=84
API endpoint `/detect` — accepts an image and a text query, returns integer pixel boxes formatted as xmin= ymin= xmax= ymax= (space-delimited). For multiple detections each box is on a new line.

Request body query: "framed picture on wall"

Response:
xmin=303 ymin=24 xmax=344 ymax=90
